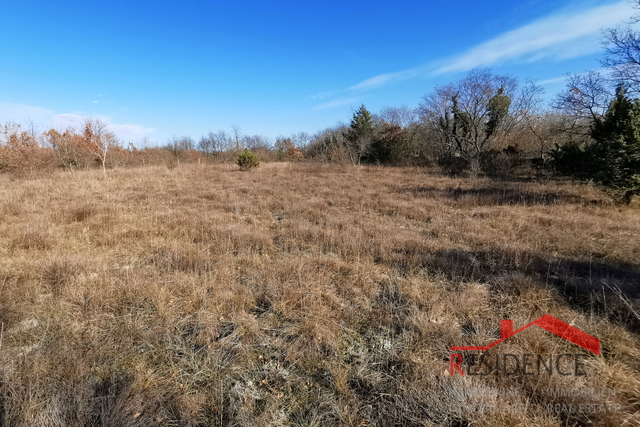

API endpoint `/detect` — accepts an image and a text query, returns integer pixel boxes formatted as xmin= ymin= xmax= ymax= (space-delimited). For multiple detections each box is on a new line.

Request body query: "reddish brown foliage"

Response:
xmin=0 ymin=127 xmax=54 ymax=173
xmin=286 ymin=147 xmax=304 ymax=160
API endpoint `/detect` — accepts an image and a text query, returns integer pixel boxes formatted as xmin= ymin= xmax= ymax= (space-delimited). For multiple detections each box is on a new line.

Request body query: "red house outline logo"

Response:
xmin=450 ymin=314 xmax=601 ymax=355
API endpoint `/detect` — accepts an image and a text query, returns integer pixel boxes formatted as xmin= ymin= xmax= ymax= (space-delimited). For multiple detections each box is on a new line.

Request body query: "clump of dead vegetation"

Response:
xmin=0 ymin=163 xmax=638 ymax=426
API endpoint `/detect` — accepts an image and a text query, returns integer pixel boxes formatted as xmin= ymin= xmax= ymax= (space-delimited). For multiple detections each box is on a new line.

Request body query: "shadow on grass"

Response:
xmin=382 ymin=246 xmax=640 ymax=334
xmin=401 ymin=184 xmax=604 ymax=206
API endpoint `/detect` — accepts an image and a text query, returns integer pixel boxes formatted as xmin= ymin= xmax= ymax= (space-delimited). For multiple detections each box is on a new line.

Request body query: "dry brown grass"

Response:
xmin=0 ymin=162 xmax=638 ymax=426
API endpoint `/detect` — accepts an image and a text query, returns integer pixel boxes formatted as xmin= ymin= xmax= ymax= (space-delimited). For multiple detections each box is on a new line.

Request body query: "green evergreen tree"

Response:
xmin=552 ymin=84 xmax=640 ymax=203
xmin=485 ymin=86 xmax=511 ymax=140
xmin=237 ymin=149 xmax=260 ymax=170
xmin=589 ymin=85 xmax=640 ymax=203
xmin=347 ymin=104 xmax=373 ymax=139
xmin=344 ymin=104 xmax=374 ymax=165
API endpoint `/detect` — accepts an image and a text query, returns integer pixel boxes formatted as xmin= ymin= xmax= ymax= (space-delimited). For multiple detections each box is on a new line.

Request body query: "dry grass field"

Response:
xmin=0 ymin=162 xmax=639 ymax=426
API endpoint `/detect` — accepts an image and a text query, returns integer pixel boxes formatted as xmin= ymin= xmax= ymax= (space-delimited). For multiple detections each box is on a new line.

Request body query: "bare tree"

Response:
xmin=602 ymin=1 xmax=640 ymax=93
xmin=198 ymin=131 xmax=229 ymax=157
xmin=84 ymin=118 xmax=117 ymax=178
xmin=275 ymin=137 xmax=295 ymax=159
xmin=377 ymin=105 xmax=418 ymax=129
xmin=502 ymin=79 xmax=545 ymax=132
xmin=215 ymin=130 xmax=232 ymax=152
xmin=551 ymin=71 xmax=612 ymax=143
xmin=242 ymin=134 xmax=271 ymax=152
xmin=417 ymin=69 xmax=542 ymax=166
xmin=166 ymin=135 xmax=194 ymax=152
xmin=553 ymin=71 xmax=610 ymax=122
xmin=25 ymin=119 xmax=43 ymax=147
xmin=290 ymin=131 xmax=311 ymax=148
xmin=199 ymin=130 xmax=232 ymax=155
xmin=231 ymin=124 xmax=243 ymax=151
xmin=0 ymin=122 xmax=28 ymax=146
xmin=0 ymin=122 xmax=43 ymax=173
xmin=306 ymin=125 xmax=349 ymax=163
xmin=198 ymin=133 xmax=213 ymax=157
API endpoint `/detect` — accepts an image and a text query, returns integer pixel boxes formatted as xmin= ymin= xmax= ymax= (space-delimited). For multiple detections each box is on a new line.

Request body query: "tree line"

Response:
xmin=304 ymin=2 xmax=640 ymax=203
xmin=0 ymin=120 xmax=312 ymax=174
xmin=1 ymin=3 xmax=639 ymax=201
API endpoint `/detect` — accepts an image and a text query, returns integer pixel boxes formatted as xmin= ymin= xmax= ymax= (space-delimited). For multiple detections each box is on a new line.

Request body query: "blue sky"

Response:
xmin=0 ymin=0 xmax=637 ymax=145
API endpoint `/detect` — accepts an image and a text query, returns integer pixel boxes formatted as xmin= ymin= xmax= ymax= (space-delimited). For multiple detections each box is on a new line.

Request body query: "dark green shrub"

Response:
xmin=437 ymin=154 xmax=469 ymax=176
xmin=480 ymin=147 xmax=525 ymax=176
xmin=549 ymin=142 xmax=594 ymax=179
xmin=237 ymin=150 xmax=260 ymax=170
xmin=369 ymin=123 xmax=410 ymax=165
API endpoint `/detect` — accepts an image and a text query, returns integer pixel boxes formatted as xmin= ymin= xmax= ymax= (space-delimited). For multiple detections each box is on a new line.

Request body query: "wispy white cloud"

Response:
xmin=538 ymin=67 xmax=613 ymax=86
xmin=50 ymin=113 xmax=86 ymax=130
xmin=308 ymin=90 xmax=339 ymax=100
xmin=0 ymin=103 xmax=155 ymax=142
xmin=433 ymin=1 xmax=633 ymax=75
xmin=107 ymin=122 xmax=156 ymax=141
xmin=349 ymin=68 xmax=426 ymax=91
xmin=347 ymin=1 xmax=636 ymax=91
xmin=313 ymin=97 xmax=360 ymax=110
xmin=51 ymin=113 xmax=155 ymax=142
xmin=537 ymin=75 xmax=569 ymax=86
xmin=0 ymin=103 xmax=55 ymax=124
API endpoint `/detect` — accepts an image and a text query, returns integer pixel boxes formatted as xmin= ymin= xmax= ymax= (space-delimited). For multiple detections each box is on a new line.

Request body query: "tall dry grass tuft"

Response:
xmin=0 ymin=163 xmax=637 ymax=425
xmin=10 ymin=224 xmax=51 ymax=251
